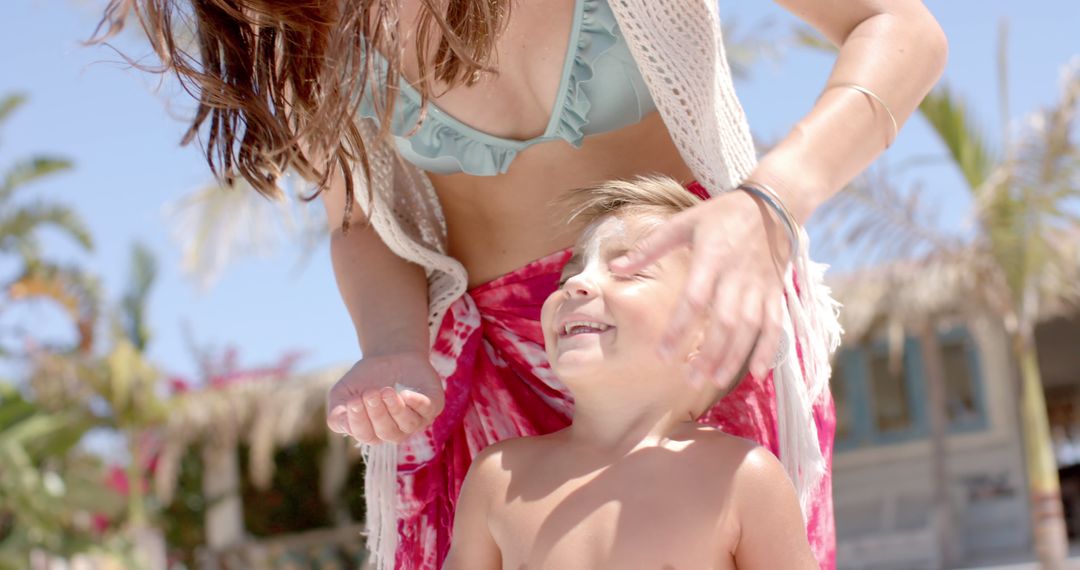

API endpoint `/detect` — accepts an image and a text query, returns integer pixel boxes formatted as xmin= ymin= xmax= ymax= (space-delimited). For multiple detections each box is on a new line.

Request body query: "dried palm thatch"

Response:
xmin=153 ymin=365 xmax=356 ymax=505
xmin=829 ymin=229 xmax=1080 ymax=345
xmin=829 ymin=247 xmax=1002 ymax=343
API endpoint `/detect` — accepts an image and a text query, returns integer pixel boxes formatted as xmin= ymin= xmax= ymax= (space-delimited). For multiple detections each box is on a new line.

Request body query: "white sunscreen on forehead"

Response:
xmin=583 ymin=216 xmax=627 ymax=263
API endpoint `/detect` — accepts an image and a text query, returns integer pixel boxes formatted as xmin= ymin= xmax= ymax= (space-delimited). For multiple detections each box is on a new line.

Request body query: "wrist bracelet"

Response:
xmin=736 ymin=181 xmax=800 ymax=264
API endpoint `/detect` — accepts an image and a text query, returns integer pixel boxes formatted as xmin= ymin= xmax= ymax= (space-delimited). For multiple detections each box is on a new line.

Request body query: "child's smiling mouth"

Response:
xmin=560 ymin=321 xmax=614 ymax=337
xmin=555 ymin=313 xmax=616 ymax=338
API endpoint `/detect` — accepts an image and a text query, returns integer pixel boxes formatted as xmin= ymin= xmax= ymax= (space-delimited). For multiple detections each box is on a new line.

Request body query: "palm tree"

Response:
xmin=816 ymin=26 xmax=1080 ymax=568
xmin=0 ymin=94 xmax=88 ymax=262
xmin=0 ymin=93 xmax=98 ymax=354
xmin=25 ymin=243 xmax=171 ymax=569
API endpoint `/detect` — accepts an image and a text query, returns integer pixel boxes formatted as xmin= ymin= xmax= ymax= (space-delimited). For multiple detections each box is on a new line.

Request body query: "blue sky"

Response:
xmin=3 ymin=0 xmax=1078 ymax=387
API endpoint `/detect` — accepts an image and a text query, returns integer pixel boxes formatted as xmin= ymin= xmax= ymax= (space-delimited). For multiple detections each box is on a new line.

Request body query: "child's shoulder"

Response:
xmin=675 ymin=425 xmax=787 ymax=480
xmin=674 ymin=424 xmax=759 ymax=454
xmin=469 ymin=430 xmax=565 ymax=478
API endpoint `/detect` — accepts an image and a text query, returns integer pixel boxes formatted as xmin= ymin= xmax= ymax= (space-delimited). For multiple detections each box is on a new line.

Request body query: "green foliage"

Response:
xmin=1 ymin=91 xmax=175 ymax=566
xmin=0 ymin=384 xmax=124 ymax=568
xmin=922 ymin=63 xmax=1080 ymax=316
xmin=918 ymin=87 xmax=997 ymax=191
xmin=1 ymin=158 xmax=75 ymax=202
xmin=0 ymin=93 xmax=87 ymax=263
xmin=0 ymin=94 xmax=27 ymax=125
xmin=120 ymin=243 xmax=157 ymax=352
xmin=239 ymin=440 xmax=365 ymax=537
xmin=0 ymin=92 xmax=95 ymax=353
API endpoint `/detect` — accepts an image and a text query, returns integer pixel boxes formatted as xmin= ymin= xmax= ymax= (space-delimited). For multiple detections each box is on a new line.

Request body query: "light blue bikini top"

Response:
xmin=357 ymin=0 xmax=657 ymax=176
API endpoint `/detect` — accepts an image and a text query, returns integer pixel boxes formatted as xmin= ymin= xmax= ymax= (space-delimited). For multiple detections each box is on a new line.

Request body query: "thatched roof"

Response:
xmin=827 ymin=250 xmax=1000 ymax=342
xmin=154 ymin=366 xmax=358 ymax=504
xmin=827 ymin=236 xmax=1080 ymax=343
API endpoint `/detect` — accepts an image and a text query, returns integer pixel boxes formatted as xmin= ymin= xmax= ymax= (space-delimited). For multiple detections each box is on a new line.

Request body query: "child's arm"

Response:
xmin=731 ymin=447 xmax=819 ymax=569
xmin=443 ymin=447 xmax=503 ymax=570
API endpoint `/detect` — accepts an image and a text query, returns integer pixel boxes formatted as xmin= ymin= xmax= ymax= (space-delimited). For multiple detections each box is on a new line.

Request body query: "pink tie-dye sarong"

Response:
xmin=393 ymin=186 xmax=836 ymax=570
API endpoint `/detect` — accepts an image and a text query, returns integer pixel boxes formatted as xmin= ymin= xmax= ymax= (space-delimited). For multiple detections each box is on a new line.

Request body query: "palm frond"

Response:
xmin=1 ymin=157 xmax=74 ymax=201
xmin=0 ymin=201 xmax=94 ymax=255
xmin=0 ymin=93 xmax=26 ymax=126
xmin=721 ymin=18 xmax=784 ymax=80
xmin=919 ymin=86 xmax=998 ymax=192
xmin=7 ymin=263 xmax=102 ymax=350
xmin=811 ymin=168 xmax=958 ymax=269
xmin=985 ymin=57 xmax=1080 ymax=305
xmin=829 ymin=247 xmax=1008 ymax=343
xmin=120 ymin=243 xmax=157 ymax=351
xmin=789 ymin=24 xmax=835 ymax=54
xmin=165 ymin=176 xmax=323 ymax=290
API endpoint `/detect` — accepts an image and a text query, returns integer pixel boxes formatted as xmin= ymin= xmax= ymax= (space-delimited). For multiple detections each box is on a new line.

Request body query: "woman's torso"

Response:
xmin=389 ymin=0 xmax=693 ymax=287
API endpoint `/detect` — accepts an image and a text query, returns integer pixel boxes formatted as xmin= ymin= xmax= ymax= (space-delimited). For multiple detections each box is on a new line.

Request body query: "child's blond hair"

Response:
xmin=567 ymin=175 xmax=700 ymax=226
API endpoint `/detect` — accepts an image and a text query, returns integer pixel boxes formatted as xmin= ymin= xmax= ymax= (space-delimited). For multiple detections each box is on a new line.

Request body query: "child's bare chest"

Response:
xmin=490 ymin=459 xmax=738 ymax=570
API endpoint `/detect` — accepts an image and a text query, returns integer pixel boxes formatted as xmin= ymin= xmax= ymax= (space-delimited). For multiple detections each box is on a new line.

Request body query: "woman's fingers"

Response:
xmin=661 ymin=233 xmax=724 ymax=359
xmin=709 ymin=284 xmax=762 ymax=387
xmin=325 ymin=353 xmax=447 ymax=445
xmin=346 ymin=399 xmax=377 ymax=444
xmin=327 ymin=405 xmax=350 ymax=435
xmin=400 ymin=388 xmax=439 ymax=421
xmin=380 ymin=387 xmax=426 ymax=435
xmin=364 ymin=389 xmax=407 ymax=443
xmin=691 ymin=280 xmax=748 ymax=388
xmin=749 ymin=295 xmax=785 ymax=379
xmin=340 ymin=388 xmax=436 ymax=445
xmin=610 ymin=212 xmax=693 ymax=275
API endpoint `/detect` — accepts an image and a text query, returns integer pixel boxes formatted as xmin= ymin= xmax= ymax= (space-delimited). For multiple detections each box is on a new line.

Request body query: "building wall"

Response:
xmin=832 ymin=316 xmax=1031 ymax=568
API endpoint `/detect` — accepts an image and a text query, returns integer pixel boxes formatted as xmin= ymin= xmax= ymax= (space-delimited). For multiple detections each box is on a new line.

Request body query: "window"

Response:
xmin=868 ymin=350 xmax=916 ymax=436
xmin=832 ymin=364 xmax=853 ymax=443
xmin=830 ymin=327 xmax=988 ymax=453
xmin=941 ymin=337 xmax=981 ymax=428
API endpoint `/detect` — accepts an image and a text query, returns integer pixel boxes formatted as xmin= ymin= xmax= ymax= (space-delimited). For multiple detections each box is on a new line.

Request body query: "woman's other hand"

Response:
xmin=610 ymin=189 xmax=790 ymax=388
xmin=326 ymin=351 xmax=446 ymax=444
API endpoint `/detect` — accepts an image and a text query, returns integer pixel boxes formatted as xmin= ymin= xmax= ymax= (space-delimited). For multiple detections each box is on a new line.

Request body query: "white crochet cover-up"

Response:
xmin=350 ymin=1 xmax=843 ymax=567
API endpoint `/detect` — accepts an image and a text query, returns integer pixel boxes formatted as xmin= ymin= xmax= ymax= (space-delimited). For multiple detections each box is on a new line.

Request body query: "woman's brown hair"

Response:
xmin=91 ymin=0 xmax=510 ymax=231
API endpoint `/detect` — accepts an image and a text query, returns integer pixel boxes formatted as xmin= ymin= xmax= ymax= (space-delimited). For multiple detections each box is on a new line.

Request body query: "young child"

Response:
xmin=442 ymin=176 xmax=819 ymax=569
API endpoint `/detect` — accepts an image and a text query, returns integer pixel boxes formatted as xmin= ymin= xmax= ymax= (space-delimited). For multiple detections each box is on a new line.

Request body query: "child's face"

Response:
xmin=541 ymin=214 xmax=692 ymax=381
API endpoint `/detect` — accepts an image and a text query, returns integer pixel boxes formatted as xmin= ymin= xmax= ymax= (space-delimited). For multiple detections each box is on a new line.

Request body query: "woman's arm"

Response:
xmin=321 ymin=171 xmax=430 ymax=358
xmin=612 ymin=0 xmax=948 ymax=384
xmin=321 ymin=170 xmax=446 ymax=444
xmin=753 ymin=0 xmax=949 ymax=223
xmin=730 ymin=447 xmax=818 ymax=570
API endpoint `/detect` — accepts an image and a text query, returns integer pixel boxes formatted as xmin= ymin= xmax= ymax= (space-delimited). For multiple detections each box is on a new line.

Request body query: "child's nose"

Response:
xmin=570 ymin=285 xmax=592 ymax=297
xmin=565 ymin=274 xmax=598 ymax=298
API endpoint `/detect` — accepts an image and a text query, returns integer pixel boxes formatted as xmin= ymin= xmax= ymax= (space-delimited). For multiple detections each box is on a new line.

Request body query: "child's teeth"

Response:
xmin=563 ymin=321 xmax=610 ymax=334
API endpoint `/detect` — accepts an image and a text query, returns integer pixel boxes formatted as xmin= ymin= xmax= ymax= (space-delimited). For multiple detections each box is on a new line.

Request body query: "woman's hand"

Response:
xmin=326 ymin=351 xmax=446 ymax=444
xmin=611 ymin=189 xmax=791 ymax=388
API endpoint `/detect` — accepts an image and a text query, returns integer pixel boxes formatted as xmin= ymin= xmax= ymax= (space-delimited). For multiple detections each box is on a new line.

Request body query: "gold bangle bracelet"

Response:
xmin=824 ymin=81 xmax=899 ymax=148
